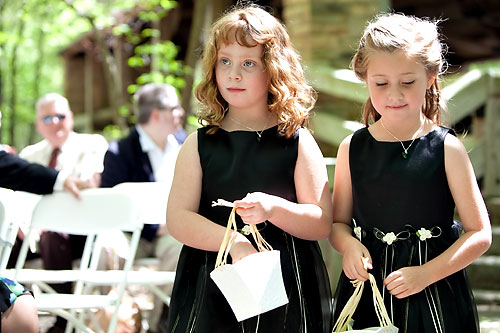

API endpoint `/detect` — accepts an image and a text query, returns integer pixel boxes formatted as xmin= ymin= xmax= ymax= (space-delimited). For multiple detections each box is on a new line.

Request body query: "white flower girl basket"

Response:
xmin=210 ymin=201 xmax=289 ymax=322
xmin=332 ymin=258 xmax=398 ymax=333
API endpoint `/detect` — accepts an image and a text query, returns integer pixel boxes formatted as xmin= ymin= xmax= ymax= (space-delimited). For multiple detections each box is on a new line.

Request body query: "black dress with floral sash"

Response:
xmin=165 ymin=126 xmax=333 ymax=333
xmin=332 ymin=126 xmax=479 ymax=333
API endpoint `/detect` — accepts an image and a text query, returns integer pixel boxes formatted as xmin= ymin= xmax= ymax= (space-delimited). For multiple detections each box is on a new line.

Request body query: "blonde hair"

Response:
xmin=195 ymin=3 xmax=316 ymax=138
xmin=351 ymin=13 xmax=447 ymax=126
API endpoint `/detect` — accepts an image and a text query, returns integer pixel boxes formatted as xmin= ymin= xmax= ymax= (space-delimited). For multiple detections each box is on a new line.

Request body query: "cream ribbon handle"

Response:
xmin=213 ymin=199 xmax=273 ymax=269
xmin=332 ymin=257 xmax=393 ymax=332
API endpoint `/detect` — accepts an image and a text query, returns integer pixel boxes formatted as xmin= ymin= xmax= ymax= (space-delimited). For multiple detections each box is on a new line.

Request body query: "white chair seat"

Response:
xmin=4 ymin=268 xmax=82 ymax=283
xmin=6 ymin=268 xmax=176 ymax=285
xmin=35 ymin=294 xmax=117 ymax=310
xmin=86 ymin=270 xmax=176 ymax=285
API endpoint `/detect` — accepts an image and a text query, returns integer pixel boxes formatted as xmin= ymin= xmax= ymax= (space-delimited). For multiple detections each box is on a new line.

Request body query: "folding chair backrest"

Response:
xmin=29 ymin=188 xmax=140 ymax=235
xmin=0 ymin=188 xmax=19 ymax=272
xmin=0 ymin=195 xmax=8 ymax=271
xmin=0 ymin=190 xmax=41 ymax=272
xmin=14 ymin=188 xmax=141 ymax=276
xmin=112 ymin=182 xmax=170 ymax=225
xmin=0 ymin=188 xmax=13 ymax=241
xmin=0 ymin=196 xmax=6 ymax=241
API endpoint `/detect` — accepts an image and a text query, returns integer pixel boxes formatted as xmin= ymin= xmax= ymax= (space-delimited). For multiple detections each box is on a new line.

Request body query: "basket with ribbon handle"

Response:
xmin=332 ymin=257 xmax=398 ymax=332
xmin=210 ymin=199 xmax=289 ymax=322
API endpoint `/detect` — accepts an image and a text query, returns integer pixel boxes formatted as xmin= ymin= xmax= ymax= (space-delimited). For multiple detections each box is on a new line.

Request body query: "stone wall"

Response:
xmin=282 ymin=0 xmax=388 ymax=68
xmin=282 ymin=0 xmax=387 ymax=157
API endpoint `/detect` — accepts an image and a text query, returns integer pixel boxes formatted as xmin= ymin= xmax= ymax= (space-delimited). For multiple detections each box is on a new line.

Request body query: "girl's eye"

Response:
xmin=403 ymin=80 xmax=415 ymax=85
xmin=375 ymin=83 xmax=387 ymax=87
xmin=243 ymin=60 xmax=255 ymax=67
xmin=220 ymin=58 xmax=230 ymax=65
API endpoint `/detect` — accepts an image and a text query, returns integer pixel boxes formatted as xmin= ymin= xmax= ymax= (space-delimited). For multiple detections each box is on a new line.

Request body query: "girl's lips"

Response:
xmin=227 ymin=87 xmax=245 ymax=92
xmin=387 ymin=104 xmax=407 ymax=109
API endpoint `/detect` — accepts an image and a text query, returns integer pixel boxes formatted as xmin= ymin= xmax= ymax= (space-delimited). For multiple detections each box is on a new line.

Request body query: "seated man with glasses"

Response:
xmin=20 ymin=93 xmax=108 ymax=182
xmin=17 ymin=92 xmax=108 ymax=333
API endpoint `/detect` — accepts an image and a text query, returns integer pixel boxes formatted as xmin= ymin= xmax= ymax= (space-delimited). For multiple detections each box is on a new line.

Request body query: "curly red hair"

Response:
xmin=195 ymin=4 xmax=316 ymax=138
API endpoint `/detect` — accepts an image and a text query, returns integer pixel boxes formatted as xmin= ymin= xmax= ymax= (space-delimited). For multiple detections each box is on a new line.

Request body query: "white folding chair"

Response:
xmin=0 ymin=188 xmax=15 ymax=271
xmin=4 ymin=188 xmax=142 ymax=333
xmin=108 ymin=182 xmax=177 ymax=315
xmin=0 ymin=190 xmax=42 ymax=272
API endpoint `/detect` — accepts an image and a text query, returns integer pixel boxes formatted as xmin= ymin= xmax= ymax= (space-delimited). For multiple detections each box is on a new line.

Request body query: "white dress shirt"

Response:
xmin=136 ymin=125 xmax=180 ymax=183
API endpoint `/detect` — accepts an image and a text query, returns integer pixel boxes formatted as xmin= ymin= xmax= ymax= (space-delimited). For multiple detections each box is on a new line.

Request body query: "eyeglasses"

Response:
xmin=159 ymin=105 xmax=183 ymax=112
xmin=41 ymin=114 xmax=66 ymax=124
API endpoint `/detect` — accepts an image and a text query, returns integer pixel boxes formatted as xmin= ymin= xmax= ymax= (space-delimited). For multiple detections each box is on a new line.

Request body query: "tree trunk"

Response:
xmin=93 ymin=27 xmax=127 ymax=130
xmin=63 ymin=0 xmax=127 ymax=131
xmin=181 ymin=0 xmax=208 ymax=117
xmin=84 ymin=50 xmax=94 ymax=132
xmin=0 ymin=0 xmax=5 ymax=141
xmin=8 ymin=9 xmax=25 ymax=147
xmin=30 ymin=27 xmax=45 ymax=144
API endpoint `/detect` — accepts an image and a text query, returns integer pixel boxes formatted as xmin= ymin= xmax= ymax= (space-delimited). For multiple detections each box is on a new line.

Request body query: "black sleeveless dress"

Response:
xmin=165 ymin=126 xmax=333 ymax=333
xmin=332 ymin=126 xmax=479 ymax=333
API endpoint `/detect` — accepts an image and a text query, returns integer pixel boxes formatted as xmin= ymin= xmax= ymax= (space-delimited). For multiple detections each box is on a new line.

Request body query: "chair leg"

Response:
xmin=49 ymin=309 xmax=95 ymax=333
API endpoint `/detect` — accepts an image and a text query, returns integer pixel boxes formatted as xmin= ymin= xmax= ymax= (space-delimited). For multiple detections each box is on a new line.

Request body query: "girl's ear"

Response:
xmin=427 ymin=75 xmax=436 ymax=89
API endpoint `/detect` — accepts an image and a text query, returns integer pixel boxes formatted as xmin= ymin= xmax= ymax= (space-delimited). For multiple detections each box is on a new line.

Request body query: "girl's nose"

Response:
xmin=228 ymin=66 xmax=242 ymax=81
xmin=388 ymin=86 xmax=403 ymax=101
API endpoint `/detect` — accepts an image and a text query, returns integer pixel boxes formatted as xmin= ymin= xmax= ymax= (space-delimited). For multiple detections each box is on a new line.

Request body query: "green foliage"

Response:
xmin=186 ymin=115 xmax=200 ymax=128
xmin=118 ymin=105 xmax=131 ymax=118
xmin=112 ymin=24 xmax=132 ymax=36
xmin=102 ymin=123 xmax=129 ymax=142
xmin=114 ymin=0 xmax=187 ymax=127
xmin=0 ymin=31 xmax=9 ymax=46
xmin=0 ymin=0 xmax=185 ymax=147
xmin=136 ymin=0 xmax=177 ymax=11
xmin=0 ymin=0 xmax=89 ymax=147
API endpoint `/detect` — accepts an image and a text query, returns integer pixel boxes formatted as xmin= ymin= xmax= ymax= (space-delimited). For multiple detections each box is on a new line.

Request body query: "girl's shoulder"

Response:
xmin=434 ymin=125 xmax=455 ymax=137
xmin=179 ymin=130 xmax=198 ymax=153
xmin=431 ymin=126 xmax=470 ymax=166
xmin=349 ymin=126 xmax=369 ymax=147
xmin=351 ymin=126 xmax=369 ymax=138
xmin=430 ymin=126 xmax=460 ymax=150
xmin=297 ymin=127 xmax=311 ymax=139
xmin=297 ymin=127 xmax=317 ymax=149
xmin=442 ymin=128 xmax=465 ymax=152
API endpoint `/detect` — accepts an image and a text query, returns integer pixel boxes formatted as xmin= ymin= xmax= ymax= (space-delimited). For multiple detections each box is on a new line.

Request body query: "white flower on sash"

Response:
xmin=382 ymin=232 xmax=397 ymax=245
xmin=241 ymin=225 xmax=252 ymax=235
xmin=417 ymin=228 xmax=432 ymax=241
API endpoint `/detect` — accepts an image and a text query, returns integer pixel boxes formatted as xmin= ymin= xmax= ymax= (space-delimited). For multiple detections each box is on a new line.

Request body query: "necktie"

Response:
xmin=48 ymin=147 xmax=60 ymax=169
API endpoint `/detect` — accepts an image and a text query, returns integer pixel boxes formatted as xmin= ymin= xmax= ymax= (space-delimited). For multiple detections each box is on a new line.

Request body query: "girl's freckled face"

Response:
xmin=215 ymin=41 xmax=269 ymax=112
